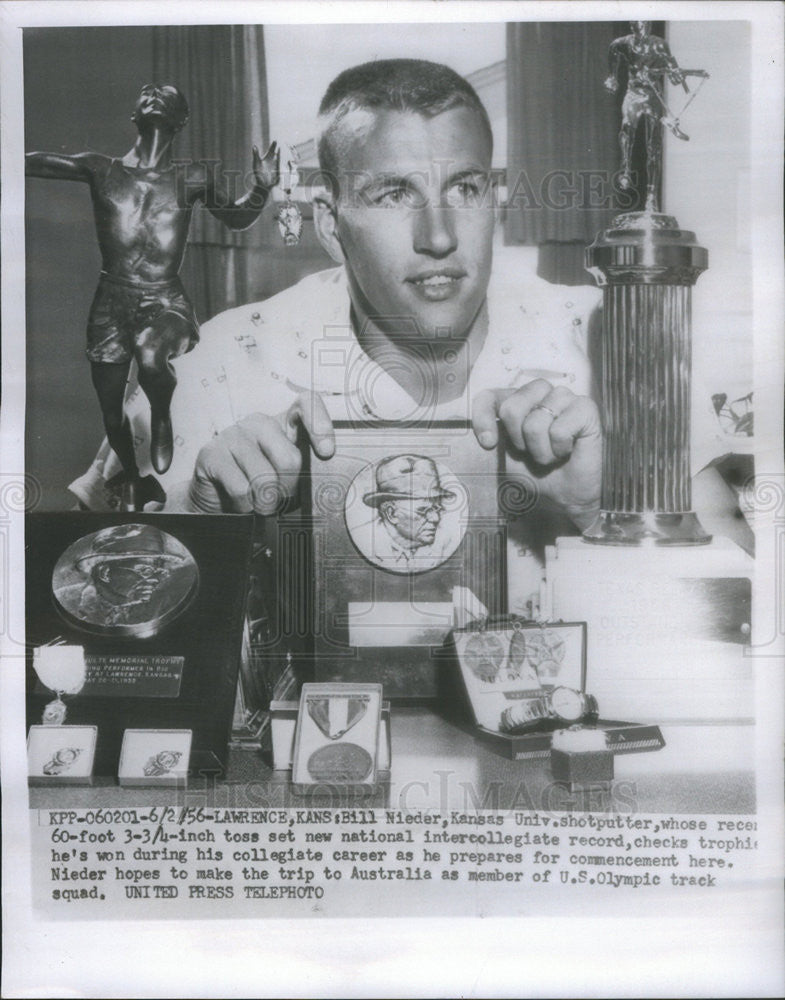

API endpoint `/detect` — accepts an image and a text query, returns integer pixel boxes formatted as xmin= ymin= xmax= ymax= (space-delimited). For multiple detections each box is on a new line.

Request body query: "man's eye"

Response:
xmin=446 ymin=180 xmax=483 ymax=207
xmin=375 ymin=187 xmax=414 ymax=208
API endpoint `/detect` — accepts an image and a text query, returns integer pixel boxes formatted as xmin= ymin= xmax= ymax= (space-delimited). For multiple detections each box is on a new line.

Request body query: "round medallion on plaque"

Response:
xmin=51 ymin=523 xmax=199 ymax=638
xmin=344 ymin=454 xmax=467 ymax=574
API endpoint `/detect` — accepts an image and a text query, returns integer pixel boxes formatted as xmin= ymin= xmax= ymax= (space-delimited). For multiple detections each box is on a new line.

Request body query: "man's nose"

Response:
xmin=413 ymin=203 xmax=457 ymax=258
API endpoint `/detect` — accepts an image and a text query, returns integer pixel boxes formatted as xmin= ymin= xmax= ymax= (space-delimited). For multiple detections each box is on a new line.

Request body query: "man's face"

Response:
xmin=329 ymin=107 xmax=494 ymax=344
xmin=94 ymin=557 xmax=168 ymax=604
xmin=382 ymin=497 xmax=444 ymax=548
xmin=632 ymin=21 xmax=650 ymax=38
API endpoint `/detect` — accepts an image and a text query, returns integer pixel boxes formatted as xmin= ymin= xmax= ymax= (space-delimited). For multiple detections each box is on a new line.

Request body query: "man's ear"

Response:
xmin=313 ymin=190 xmax=346 ymax=264
xmin=380 ymin=500 xmax=398 ymax=525
xmin=490 ymin=177 xmax=501 ymax=230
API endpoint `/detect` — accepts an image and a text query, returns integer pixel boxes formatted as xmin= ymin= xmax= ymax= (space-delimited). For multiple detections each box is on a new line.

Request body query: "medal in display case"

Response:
xmin=448 ymin=615 xmax=665 ymax=764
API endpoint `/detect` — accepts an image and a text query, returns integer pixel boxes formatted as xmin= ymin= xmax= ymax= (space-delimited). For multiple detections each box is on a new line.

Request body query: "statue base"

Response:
xmin=105 ymin=471 xmax=165 ymax=512
xmin=582 ymin=510 xmax=712 ymax=546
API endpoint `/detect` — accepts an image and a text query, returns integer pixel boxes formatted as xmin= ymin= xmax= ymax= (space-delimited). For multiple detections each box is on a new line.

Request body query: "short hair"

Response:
xmin=317 ymin=59 xmax=493 ymax=192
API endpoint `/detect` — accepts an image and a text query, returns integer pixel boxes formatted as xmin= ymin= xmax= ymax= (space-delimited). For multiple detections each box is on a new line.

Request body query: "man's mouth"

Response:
xmin=407 ymin=269 xmax=466 ymax=301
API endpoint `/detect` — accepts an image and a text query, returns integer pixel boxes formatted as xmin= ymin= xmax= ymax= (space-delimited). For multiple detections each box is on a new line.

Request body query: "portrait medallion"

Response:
xmin=52 ymin=523 xmax=199 ymax=638
xmin=344 ymin=454 xmax=467 ymax=574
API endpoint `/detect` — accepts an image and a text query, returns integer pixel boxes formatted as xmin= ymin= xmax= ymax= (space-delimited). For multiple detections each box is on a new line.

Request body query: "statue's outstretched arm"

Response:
xmin=198 ymin=141 xmax=280 ymax=231
xmin=25 ymin=151 xmax=105 ymax=182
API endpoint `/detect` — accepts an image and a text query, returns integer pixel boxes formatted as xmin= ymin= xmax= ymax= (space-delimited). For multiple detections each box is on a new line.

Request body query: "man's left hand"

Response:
xmin=472 ymin=379 xmax=602 ymax=529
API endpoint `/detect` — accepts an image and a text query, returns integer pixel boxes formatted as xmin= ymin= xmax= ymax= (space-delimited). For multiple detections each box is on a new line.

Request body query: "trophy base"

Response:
xmin=608 ymin=210 xmax=679 ymax=231
xmin=585 ymin=211 xmax=708 ymax=285
xmin=582 ymin=510 xmax=712 ymax=546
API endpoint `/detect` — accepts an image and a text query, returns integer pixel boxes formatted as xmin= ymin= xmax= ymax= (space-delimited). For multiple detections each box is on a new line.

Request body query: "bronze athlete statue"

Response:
xmin=605 ymin=21 xmax=708 ymax=212
xmin=26 ymin=84 xmax=279 ymax=508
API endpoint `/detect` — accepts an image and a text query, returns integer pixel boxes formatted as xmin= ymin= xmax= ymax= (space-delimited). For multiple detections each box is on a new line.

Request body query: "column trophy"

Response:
xmin=584 ymin=20 xmax=710 ymax=544
xmin=544 ymin=23 xmax=752 ymax=723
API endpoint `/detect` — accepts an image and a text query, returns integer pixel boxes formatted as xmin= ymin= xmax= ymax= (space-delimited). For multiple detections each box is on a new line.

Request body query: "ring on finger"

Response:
xmin=532 ymin=403 xmax=558 ymax=420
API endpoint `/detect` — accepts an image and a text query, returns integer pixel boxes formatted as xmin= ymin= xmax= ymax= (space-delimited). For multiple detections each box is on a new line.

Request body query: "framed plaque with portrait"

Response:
xmin=25 ymin=512 xmax=254 ymax=778
xmin=304 ymin=421 xmax=507 ymax=698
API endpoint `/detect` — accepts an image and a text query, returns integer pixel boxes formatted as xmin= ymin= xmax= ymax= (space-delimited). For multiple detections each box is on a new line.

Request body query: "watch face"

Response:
xmin=549 ymin=686 xmax=584 ymax=721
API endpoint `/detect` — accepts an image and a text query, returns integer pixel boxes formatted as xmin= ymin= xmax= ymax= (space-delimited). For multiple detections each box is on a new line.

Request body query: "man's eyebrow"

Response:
xmin=360 ymin=172 xmax=419 ymax=191
xmin=441 ymin=167 xmax=492 ymax=187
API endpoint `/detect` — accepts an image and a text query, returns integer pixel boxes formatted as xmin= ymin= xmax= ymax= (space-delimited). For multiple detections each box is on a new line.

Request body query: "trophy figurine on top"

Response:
xmin=605 ymin=20 xmax=709 ymax=211
xmin=584 ymin=21 xmax=711 ymax=545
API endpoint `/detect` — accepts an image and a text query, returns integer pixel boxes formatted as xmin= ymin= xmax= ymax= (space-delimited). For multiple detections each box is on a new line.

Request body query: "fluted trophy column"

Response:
xmin=584 ymin=214 xmax=709 ymax=544
xmin=583 ymin=20 xmax=711 ymax=545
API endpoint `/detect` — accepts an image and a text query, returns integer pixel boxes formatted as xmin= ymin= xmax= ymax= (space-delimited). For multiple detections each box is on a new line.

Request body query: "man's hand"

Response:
xmin=188 ymin=392 xmax=335 ymax=513
xmin=604 ymin=74 xmax=619 ymax=94
xmin=472 ymin=379 xmax=602 ymax=528
xmin=252 ymin=141 xmax=279 ymax=191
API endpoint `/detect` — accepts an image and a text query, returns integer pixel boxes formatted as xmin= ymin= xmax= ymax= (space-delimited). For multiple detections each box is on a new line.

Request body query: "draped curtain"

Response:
xmin=151 ymin=25 xmax=332 ymax=321
xmin=151 ymin=25 xmax=273 ymax=320
xmin=505 ymin=22 xmax=660 ymax=284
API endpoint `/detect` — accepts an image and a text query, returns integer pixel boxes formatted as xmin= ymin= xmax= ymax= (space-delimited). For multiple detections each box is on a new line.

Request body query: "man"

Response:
xmin=71 ymin=60 xmax=750 ymax=589
xmin=354 ymin=454 xmax=459 ymax=572
xmin=27 ymin=83 xmax=278 ymax=505
xmin=604 ymin=21 xmax=708 ymax=209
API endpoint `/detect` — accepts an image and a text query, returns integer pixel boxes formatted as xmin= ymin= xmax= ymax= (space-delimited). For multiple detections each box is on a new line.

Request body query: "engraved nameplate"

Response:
xmin=51 ymin=655 xmax=186 ymax=698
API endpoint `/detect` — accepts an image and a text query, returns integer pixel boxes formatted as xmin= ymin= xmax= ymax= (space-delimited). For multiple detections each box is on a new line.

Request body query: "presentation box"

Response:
xmin=118 ymin=728 xmax=192 ymax=787
xmin=27 ymin=724 xmax=97 ymax=784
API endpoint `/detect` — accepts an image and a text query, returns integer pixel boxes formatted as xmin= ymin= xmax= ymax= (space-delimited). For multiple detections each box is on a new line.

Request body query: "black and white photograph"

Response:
xmin=1 ymin=1 xmax=783 ymax=996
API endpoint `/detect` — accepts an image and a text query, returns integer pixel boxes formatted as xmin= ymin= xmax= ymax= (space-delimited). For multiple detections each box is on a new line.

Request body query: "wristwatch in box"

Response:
xmin=500 ymin=686 xmax=599 ymax=734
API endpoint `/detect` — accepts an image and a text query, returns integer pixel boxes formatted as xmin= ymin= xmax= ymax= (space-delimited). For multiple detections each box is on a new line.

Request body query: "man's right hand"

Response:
xmin=188 ymin=392 xmax=335 ymax=513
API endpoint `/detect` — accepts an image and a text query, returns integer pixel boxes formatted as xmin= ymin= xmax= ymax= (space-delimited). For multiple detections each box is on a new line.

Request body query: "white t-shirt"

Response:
xmin=70 ymin=248 xmax=601 ymax=512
